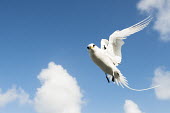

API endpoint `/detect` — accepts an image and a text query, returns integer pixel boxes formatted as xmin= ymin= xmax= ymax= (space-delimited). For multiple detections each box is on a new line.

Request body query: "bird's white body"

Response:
xmin=87 ymin=16 xmax=159 ymax=91
xmin=89 ymin=45 xmax=119 ymax=75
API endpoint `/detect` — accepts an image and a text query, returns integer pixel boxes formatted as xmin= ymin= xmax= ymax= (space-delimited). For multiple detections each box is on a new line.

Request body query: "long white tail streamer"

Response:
xmin=114 ymin=73 xmax=160 ymax=91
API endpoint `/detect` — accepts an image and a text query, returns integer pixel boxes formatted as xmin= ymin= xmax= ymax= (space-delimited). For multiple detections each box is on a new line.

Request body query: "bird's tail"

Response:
xmin=113 ymin=72 xmax=160 ymax=91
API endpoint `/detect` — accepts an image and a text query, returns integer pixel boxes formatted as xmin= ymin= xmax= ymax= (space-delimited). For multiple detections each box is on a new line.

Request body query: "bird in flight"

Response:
xmin=87 ymin=16 xmax=159 ymax=91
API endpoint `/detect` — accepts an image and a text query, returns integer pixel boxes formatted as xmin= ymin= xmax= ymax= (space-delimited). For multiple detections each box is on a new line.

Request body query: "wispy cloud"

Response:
xmin=137 ymin=0 xmax=170 ymax=42
xmin=0 ymin=87 xmax=32 ymax=107
xmin=34 ymin=62 xmax=83 ymax=113
xmin=124 ymin=100 xmax=143 ymax=113
xmin=0 ymin=87 xmax=17 ymax=107
xmin=152 ymin=67 xmax=170 ymax=100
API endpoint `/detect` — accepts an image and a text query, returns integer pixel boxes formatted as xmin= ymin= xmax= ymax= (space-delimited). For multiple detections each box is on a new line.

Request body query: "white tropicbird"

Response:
xmin=87 ymin=16 xmax=159 ymax=91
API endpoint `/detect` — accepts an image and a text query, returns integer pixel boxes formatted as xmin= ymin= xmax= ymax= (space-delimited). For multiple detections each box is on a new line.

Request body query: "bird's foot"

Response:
xmin=106 ymin=76 xmax=110 ymax=83
xmin=112 ymin=76 xmax=115 ymax=82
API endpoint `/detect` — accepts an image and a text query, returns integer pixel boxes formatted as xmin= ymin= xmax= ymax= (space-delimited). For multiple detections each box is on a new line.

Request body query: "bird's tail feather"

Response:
xmin=114 ymin=72 xmax=160 ymax=91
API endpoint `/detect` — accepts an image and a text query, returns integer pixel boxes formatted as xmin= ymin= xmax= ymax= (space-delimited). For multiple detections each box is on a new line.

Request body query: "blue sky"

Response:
xmin=0 ymin=0 xmax=170 ymax=113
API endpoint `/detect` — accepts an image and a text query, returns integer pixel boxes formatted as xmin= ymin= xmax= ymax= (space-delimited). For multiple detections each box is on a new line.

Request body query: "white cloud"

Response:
xmin=124 ymin=100 xmax=143 ymax=113
xmin=137 ymin=0 xmax=170 ymax=41
xmin=0 ymin=62 xmax=83 ymax=113
xmin=0 ymin=87 xmax=32 ymax=107
xmin=0 ymin=87 xmax=17 ymax=107
xmin=34 ymin=62 xmax=83 ymax=113
xmin=152 ymin=67 xmax=170 ymax=100
xmin=17 ymin=88 xmax=32 ymax=104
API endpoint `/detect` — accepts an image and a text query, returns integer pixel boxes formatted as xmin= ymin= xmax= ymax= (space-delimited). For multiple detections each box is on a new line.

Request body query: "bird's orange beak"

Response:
xmin=90 ymin=46 xmax=94 ymax=49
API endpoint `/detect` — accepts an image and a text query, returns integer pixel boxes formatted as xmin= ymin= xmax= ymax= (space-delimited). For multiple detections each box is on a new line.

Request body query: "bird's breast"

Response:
xmin=89 ymin=51 xmax=113 ymax=75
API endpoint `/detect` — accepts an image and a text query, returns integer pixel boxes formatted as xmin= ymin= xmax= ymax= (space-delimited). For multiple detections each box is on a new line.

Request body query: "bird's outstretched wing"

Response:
xmin=109 ymin=16 xmax=152 ymax=40
xmin=106 ymin=16 xmax=152 ymax=65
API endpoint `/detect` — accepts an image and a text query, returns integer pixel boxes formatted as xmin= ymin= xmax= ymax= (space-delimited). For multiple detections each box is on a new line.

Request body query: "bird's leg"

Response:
xmin=105 ymin=73 xmax=110 ymax=83
xmin=111 ymin=72 xmax=115 ymax=83
xmin=112 ymin=76 xmax=115 ymax=82
xmin=112 ymin=72 xmax=119 ymax=83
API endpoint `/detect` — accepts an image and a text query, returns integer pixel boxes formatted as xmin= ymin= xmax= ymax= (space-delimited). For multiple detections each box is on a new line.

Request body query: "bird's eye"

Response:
xmin=87 ymin=47 xmax=90 ymax=49
xmin=93 ymin=45 xmax=95 ymax=47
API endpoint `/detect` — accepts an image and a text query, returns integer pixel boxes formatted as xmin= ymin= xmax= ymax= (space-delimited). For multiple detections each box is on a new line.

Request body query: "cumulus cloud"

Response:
xmin=0 ymin=62 xmax=83 ymax=113
xmin=124 ymin=100 xmax=143 ymax=113
xmin=152 ymin=67 xmax=170 ymax=100
xmin=137 ymin=0 xmax=170 ymax=41
xmin=34 ymin=62 xmax=83 ymax=113
xmin=0 ymin=87 xmax=32 ymax=107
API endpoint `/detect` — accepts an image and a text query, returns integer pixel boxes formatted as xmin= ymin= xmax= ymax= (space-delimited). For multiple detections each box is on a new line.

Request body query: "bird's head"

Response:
xmin=87 ymin=43 xmax=98 ymax=52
